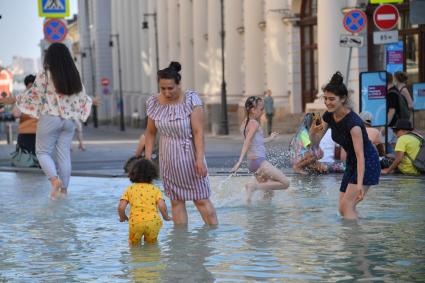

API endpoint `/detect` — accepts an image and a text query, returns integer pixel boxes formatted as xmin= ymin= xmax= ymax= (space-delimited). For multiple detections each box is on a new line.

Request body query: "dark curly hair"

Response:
xmin=157 ymin=61 xmax=181 ymax=84
xmin=129 ymin=158 xmax=158 ymax=183
xmin=322 ymin=71 xmax=348 ymax=99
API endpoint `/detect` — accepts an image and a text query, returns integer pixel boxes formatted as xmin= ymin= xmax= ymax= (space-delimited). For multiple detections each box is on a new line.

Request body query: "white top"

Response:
xmin=319 ymin=129 xmax=337 ymax=163
xmin=15 ymin=71 xmax=92 ymax=122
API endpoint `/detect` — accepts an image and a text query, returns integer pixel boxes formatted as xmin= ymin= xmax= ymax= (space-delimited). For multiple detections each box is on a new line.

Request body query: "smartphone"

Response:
xmin=313 ymin=112 xmax=321 ymax=126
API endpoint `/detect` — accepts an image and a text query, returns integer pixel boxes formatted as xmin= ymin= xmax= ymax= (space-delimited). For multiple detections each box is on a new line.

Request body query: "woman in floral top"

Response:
xmin=0 ymin=43 xmax=93 ymax=200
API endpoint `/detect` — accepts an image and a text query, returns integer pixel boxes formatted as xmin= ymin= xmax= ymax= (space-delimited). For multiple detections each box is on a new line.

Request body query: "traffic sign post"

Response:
xmin=373 ymin=30 xmax=398 ymax=44
xmin=38 ymin=0 xmax=70 ymax=18
xmin=370 ymin=0 xmax=403 ymax=4
xmin=373 ymin=4 xmax=399 ymax=31
xmin=44 ymin=19 xmax=68 ymax=43
xmin=343 ymin=9 xmax=367 ymax=34
xmin=342 ymin=9 xmax=367 ymax=89
xmin=340 ymin=34 xmax=364 ymax=48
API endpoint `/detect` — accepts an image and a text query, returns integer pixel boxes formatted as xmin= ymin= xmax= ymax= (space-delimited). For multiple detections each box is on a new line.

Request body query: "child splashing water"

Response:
xmin=231 ymin=96 xmax=290 ymax=203
xmin=118 ymin=159 xmax=171 ymax=246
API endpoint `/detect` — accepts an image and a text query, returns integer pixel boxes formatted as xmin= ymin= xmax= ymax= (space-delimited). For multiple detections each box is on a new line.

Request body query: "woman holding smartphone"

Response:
xmin=309 ymin=72 xmax=380 ymax=220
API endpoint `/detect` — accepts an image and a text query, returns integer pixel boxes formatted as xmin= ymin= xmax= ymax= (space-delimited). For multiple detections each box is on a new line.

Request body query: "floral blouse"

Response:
xmin=15 ymin=71 xmax=93 ymax=122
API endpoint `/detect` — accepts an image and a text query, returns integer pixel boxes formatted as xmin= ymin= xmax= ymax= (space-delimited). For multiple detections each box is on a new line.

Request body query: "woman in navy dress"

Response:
xmin=310 ymin=72 xmax=380 ymax=219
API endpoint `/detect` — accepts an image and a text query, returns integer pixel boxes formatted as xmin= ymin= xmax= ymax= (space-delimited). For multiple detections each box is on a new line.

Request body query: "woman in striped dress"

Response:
xmin=144 ymin=61 xmax=218 ymax=225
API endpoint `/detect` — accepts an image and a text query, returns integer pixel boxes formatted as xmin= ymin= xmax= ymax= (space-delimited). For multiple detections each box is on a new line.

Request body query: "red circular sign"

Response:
xmin=43 ymin=19 xmax=68 ymax=43
xmin=101 ymin=77 xmax=110 ymax=86
xmin=373 ymin=4 xmax=399 ymax=31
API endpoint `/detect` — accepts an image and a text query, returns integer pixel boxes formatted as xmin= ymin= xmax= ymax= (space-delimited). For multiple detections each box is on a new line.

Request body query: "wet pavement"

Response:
xmin=0 ymin=123 xmax=293 ymax=177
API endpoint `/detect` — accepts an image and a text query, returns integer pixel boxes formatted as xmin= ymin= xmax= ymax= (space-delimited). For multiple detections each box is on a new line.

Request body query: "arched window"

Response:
xmin=300 ymin=0 xmax=317 ymax=110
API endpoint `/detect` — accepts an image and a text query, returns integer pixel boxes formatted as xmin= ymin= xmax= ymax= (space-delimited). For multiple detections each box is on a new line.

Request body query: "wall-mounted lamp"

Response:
xmin=236 ymin=26 xmax=244 ymax=34
xmin=281 ymin=16 xmax=300 ymax=26
xmin=258 ymin=21 xmax=266 ymax=31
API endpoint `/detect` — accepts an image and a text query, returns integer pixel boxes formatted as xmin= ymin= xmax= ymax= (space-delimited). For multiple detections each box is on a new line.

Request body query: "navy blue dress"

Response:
xmin=323 ymin=111 xmax=380 ymax=192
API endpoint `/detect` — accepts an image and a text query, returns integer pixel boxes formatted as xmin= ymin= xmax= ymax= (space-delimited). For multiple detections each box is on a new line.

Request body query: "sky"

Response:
xmin=0 ymin=0 xmax=78 ymax=67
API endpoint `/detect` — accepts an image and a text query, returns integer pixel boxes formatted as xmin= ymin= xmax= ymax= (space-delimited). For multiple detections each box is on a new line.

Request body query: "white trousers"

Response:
xmin=36 ymin=115 xmax=75 ymax=189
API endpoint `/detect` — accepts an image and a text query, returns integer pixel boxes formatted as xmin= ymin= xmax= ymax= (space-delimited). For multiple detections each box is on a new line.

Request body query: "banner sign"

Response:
xmin=412 ymin=83 xmax=425 ymax=110
xmin=386 ymin=41 xmax=403 ymax=74
xmin=360 ymin=71 xmax=387 ymax=127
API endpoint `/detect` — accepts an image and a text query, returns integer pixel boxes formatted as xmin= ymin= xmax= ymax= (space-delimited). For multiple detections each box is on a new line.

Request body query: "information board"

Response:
xmin=359 ymin=71 xmax=387 ymax=127
xmin=412 ymin=83 xmax=425 ymax=110
xmin=386 ymin=41 xmax=404 ymax=74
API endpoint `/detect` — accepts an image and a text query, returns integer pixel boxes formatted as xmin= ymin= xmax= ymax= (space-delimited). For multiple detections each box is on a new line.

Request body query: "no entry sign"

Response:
xmin=374 ymin=4 xmax=399 ymax=31
xmin=101 ymin=77 xmax=110 ymax=86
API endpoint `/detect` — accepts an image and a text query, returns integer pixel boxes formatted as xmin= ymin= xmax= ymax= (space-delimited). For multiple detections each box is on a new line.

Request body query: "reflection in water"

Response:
xmin=160 ymin=226 xmax=215 ymax=282
xmin=1 ymin=173 xmax=424 ymax=282
xmin=128 ymin=244 xmax=164 ymax=282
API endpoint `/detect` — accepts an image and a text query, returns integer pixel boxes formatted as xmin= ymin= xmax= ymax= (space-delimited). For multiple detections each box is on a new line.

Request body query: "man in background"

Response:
xmin=263 ymin=89 xmax=274 ymax=136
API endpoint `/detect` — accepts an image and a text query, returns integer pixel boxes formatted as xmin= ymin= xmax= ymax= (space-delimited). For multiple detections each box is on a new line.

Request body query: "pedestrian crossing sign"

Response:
xmin=38 ymin=0 xmax=70 ymax=18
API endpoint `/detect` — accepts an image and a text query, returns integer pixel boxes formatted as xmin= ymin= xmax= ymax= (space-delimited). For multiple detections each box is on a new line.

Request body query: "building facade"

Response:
xmin=79 ymin=0 xmax=424 ymax=132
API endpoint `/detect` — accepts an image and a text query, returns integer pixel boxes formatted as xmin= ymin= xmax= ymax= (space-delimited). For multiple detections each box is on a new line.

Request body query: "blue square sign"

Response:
xmin=39 ymin=0 xmax=70 ymax=18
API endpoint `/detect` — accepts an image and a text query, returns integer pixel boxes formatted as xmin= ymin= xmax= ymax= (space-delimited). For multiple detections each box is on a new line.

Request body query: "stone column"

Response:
xmin=167 ymin=1 xmax=180 ymax=61
xmin=147 ymin=0 xmax=157 ymax=94
xmin=243 ymin=0 xmax=265 ymax=99
xmin=225 ymin=0 xmax=243 ymax=105
xmin=179 ymin=0 xmax=194 ymax=90
xmin=193 ymin=0 xmax=209 ymax=95
xmin=206 ymin=0 xmax=222 ymax=134
xmin=307 ymin=0 xmax=349 ymax=111
xmin=92 ymin=0 xmax=113 ymax=121
xmin=207 ymin=0 xmax=221 ymax=103
xmin=264 ymin=0 xmax=290 ymax=114
xmin=157 ymin=0 xmax=168 ymax=69
xmin=78 ymin=0 xmax=94 ymax=98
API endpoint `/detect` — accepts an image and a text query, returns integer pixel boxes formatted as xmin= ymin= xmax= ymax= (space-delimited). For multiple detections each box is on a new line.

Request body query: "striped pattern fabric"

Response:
xmin=146 ymin=91 xmax=211 ymax=200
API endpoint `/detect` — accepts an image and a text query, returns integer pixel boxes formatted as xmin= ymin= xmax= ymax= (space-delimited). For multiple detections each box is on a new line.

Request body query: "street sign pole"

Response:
xmin=346 ymin=47 xmax=353 ymax=89
xmin=342 ymin=9 xmax=367 ymax=89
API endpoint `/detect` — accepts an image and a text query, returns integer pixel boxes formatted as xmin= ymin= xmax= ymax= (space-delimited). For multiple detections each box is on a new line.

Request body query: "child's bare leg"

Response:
xmin=256 ymin=161 xmax=290 ymax=191
xmin=244 ymin=182 xmax=257 ymax=204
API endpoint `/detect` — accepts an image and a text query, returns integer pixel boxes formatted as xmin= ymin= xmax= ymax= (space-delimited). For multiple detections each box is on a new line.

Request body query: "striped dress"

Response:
xmin=146 ymin=91 xmax=211 ymax=200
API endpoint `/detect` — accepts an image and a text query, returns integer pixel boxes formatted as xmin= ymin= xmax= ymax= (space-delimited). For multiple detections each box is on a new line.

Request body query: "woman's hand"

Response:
xmin=356 ymin=184 xmax=365 ymax=202
xmin=310 ymin=121 xmax=324 ymax=135
xmin=195 ymin=158 xmax=207 ymax=177
xmin=231 ymin=160 xmax=242 ymax=173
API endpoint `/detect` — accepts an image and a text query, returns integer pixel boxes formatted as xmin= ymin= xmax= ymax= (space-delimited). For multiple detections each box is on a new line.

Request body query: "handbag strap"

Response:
xmin=404 ymin=132 xmax=424 ymax=162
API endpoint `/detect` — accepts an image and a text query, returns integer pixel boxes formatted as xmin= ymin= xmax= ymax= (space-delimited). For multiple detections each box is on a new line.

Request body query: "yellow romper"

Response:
xmin=121 ymin=183 xmax=164 ymax=245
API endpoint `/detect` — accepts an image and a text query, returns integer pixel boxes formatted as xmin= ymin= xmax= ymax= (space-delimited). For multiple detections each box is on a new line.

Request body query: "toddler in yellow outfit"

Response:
xmin=118 ymin=159 xmax=171 ymax=245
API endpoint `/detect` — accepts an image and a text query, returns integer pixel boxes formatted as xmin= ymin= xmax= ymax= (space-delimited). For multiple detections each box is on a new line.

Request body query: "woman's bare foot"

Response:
xmin=245 ymin=183 xmax=257 ymax=204
xmin=49 ymin=178 xmax=62 ymax=200
xmin=78 ymin=144 xmax=86 ymax=151
xmin=60 ymin=188 xmax=68 ymax=199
